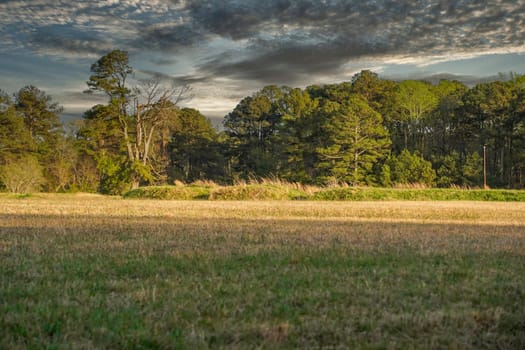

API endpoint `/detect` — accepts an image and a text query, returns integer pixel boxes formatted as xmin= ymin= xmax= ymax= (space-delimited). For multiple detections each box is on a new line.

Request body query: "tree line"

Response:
xmin=1 ymin=50 xmax=525 ymax=193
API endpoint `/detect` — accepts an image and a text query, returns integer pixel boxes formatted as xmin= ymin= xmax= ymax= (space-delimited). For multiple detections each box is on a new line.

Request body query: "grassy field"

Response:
xmin=1 ymin=194 xmax=525 ymax=348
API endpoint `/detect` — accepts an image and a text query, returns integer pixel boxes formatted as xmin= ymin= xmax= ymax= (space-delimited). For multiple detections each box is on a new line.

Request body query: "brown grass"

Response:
xmin=1 ymin=194 xmax=524 ymax=348
xmin=2 ymin=196 xmax=525 ymax=256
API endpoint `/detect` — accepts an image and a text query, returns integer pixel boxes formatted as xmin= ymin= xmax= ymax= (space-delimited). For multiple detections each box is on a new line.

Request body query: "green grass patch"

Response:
xmin=312 ymin=187 xmax=525 ymax=201
xmin=2 ymin=225 xmax=524 ymax=348
xmin=1 ymin=199 xmax=525 ymax=348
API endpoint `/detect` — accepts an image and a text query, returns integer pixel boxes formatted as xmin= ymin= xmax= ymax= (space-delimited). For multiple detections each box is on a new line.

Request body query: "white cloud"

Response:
xmin=379 ymin=44 xmax=525 ymax=68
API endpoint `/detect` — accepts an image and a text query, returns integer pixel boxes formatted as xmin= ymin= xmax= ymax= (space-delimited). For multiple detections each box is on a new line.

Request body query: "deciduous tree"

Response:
xmin=84 ymin=50 xmax=189 ymax=190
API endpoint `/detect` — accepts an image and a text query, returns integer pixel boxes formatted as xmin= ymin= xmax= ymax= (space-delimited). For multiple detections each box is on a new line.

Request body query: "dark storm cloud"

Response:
xmin=199 ymin=38 xmax=393 ymax=84
xmin=2 ymin=0 xmax=525 ymax=97
xmin=157 ymin=0 xmax=523 ymax=85
xmin=137 ymin=69 xmax=212 ymax=86
xmin=4 ymin=1 xmax=524 ymax=67
xmin=187 ymin=0 xmax=292 ymax=40
xmin=137 ymin=23 xmax=208 ymax=52
xmin=31 ymin=25 xmax=114 ymax=56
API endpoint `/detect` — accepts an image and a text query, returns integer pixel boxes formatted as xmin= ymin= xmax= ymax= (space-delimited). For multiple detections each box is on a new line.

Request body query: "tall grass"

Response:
xmin=122 ymin=181 xmax=525 ymax=201
xmin=124 ymin=185 xmax=211 ymax=200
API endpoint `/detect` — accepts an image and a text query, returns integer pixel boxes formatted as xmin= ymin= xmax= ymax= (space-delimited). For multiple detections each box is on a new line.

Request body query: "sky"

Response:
xmin=1 ymin=0 xmax=525 ymax=125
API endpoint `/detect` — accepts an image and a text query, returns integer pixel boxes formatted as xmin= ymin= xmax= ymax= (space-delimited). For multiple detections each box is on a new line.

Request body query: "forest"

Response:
xmin=1 ymin=50 xmax=525 ymax=194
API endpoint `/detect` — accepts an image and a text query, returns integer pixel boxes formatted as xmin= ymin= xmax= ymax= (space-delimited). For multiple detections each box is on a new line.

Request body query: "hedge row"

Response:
xmin=123 ymin=185 xmax=525 ymax=201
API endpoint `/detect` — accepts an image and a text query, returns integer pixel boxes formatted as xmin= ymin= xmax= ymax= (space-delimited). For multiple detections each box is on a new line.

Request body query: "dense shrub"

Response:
xmin=381 ymin=150 xmax=436 ymax=187
xmin=313 ymin=187 xmax=525 ymax=201
xmin=209 ymin=184 xmax=307 ymax=200
xmin=123 ymin=185 xmax=211 ymax=200
xmin=0 ymin=155 xmax=45 ymax=193
xmin=124 ymin=184 xmax=525 ymax=202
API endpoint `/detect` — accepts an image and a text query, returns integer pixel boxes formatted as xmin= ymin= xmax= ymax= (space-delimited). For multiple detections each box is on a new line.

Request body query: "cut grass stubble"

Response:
xmin=1 ymin=197 xmax=525 ymax=348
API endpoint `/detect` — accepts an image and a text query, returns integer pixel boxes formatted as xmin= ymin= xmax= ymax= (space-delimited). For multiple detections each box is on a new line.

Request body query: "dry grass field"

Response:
xmin=1 ymin=194 xmax=525 ymax=348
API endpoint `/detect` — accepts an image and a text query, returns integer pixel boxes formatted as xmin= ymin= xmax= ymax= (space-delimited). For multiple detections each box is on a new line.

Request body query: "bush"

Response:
xmin=123 ymin=184 xmax=525 ymax=202
xmin=0 ymin=155 xmax=45 ymax=193
xmin=381 ymin=150 xmax=436 ymax=187
xmin=209 ymin=184 xmax=307 ymax=200
xmin=123 ymin=186 xmax=211 ymax=200
xmin=313 ymin=187 xmax=525 ymax=201
xmin=435 ymin=151 xmax=461 ymax=187
xmin=461 ymin=152 xmax=483 ymax=187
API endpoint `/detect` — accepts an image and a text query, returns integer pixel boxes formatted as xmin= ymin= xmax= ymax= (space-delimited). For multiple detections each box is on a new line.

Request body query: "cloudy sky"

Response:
xmin=1 ymin=0 xmax=525 ymax=124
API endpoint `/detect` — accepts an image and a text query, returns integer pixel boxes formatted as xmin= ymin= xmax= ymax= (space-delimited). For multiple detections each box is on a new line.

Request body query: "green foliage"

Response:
xmin=82 ymin=50 xmax=192 ymax=190
xmin=223 ymin=86 xmax=285 ymax=177
xmin=124 ymin=185 xmax=211 ymax=200
xmin=96 ymin=153 xmax=131 ymax=195
xmin=459 ymin=78 xmax=525 ymax=187
xmin=77 ymin=104 xmax=124 ymax=154
xmin=209 ymin=184 xmax=307 ymax=200
xmin=435 ymin=151 xmax=462 ymax=187
xmin=0 ymin=91 xmax=34 ymax=162
xmin=0 ymin=155 xmax=45 ymax=193
xmin=312 ymin=187 xmax=525 ymax=201
xmin=15 ymin=85 xmax=63 ymax=156
xmin=169 ymin=108 xmax=225 ymax=183
xmin=379 ymin=164 xmax=392 ymax=187
xmin=382 ymin=149 xmax=436 ymax=187
xmin=130 ymin=161 xmax=154 ymax=184
xmin=123 ymin=183 xmax=525 ymax=202
xmin=0 ymin=87 xmax=72 ymax=192
xmin=86 ymin=49 xmax=133 ymax=99
xmin=395 ymin=80 xmax=438 ymax=123
xmin=461 ymin=152 xmax=483 ymax=187
xmin=432 ymin=151 xmax=484 ymax=188
xmin=316 ymin=96 xmax=390 ymax=185
xmin=277 ymin=88 xmax=320 ymax=183
xmin=384 ymin=80 xmax=438 ymax=156
xmin=5 ymin=68 xmax=525 ymax=192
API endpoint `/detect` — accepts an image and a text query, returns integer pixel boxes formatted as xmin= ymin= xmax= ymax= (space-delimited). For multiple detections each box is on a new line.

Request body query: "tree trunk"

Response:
xmin=131 ymin=178 xmax=140 ymax=190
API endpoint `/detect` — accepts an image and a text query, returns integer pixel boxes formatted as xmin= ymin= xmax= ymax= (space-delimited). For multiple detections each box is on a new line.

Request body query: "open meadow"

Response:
xmin=1 ymin=194 xmax=525 ymax=348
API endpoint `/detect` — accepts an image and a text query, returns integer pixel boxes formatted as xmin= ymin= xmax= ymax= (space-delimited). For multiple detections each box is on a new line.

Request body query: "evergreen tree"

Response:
xmin=0 ymin=90 xmax=33 ymax=164
xmin=15 ymin=85 xmax=63 ymax=156
xmin=223 ymin=86 xmax=285 ymax=178
xmin=277 ymin=88 xmax=320 ymax=183
xmin=169 ymin=108 xmax=225 ymax=182
xmin=316 ymin=96 xmax=390 ymax=185
xmin=435 ymin=151 xmax=462 ymax=188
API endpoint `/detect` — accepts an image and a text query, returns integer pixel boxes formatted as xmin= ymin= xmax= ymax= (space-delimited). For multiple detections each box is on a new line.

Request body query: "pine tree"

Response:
xmin=317 ymin=96 xmax=390 ymax=185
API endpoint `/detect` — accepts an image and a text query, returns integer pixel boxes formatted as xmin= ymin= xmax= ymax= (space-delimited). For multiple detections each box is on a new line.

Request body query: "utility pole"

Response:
xmin=483 ymin=145 xmax=488 ymax=189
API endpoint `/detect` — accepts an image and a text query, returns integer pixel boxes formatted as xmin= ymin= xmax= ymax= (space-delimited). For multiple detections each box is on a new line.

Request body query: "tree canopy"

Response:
xmin=2 ymin=50 xmax=525 ymax=193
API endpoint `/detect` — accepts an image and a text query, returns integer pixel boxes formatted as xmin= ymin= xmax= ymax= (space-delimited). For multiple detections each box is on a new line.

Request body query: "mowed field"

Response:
xmin=1 ymin=195 xmax=525 ymax=348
